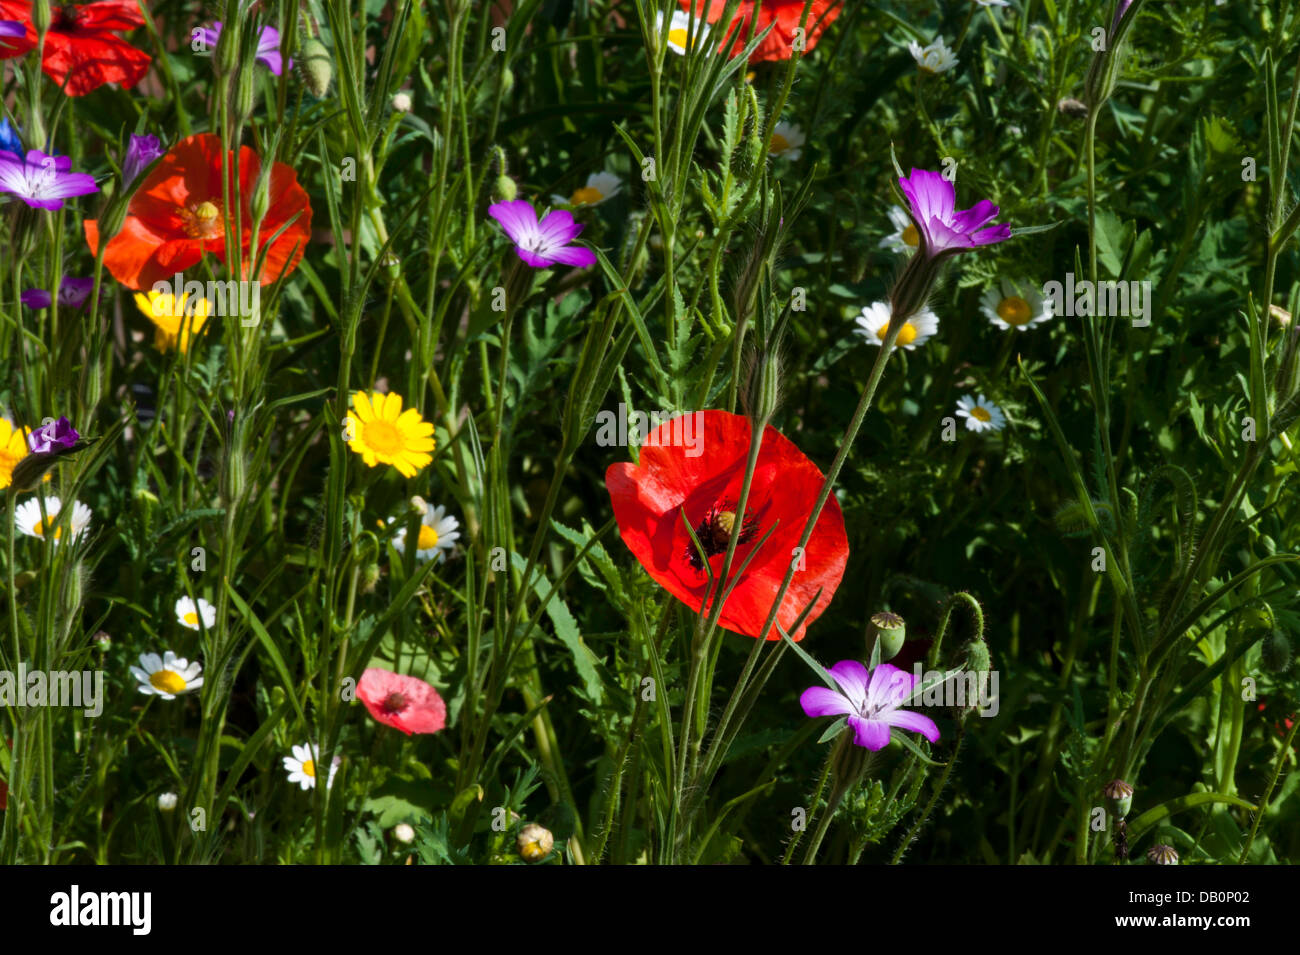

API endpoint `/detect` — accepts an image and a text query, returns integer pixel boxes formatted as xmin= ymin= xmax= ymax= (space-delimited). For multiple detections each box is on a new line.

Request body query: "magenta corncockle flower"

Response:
xmin=899 ymin=168 xmax=1010 ymax=258
xmin=0 ymin=149 xmax=98 ymax=210
xmin=193 ymin=22 xmax=288 ymax=75
xmin=27 ymin=416 xmax=80 ymax=454
xmin=0 ymin=19 xmax=22 ymax=40
xmin=800 ymin=661 xmax=940 ymax=751
xmin=488 ymin=199 xmax=597 ymax=269
xmin=122 ymin=133 xmax=164 ymax=186
xmin=21 ymin=277 xmax=93 ymax=310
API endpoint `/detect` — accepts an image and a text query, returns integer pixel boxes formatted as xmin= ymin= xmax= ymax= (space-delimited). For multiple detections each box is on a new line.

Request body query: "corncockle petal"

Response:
xmin=951 ymin=199 xmax=1001 ymax=235
xmin=488 ymin=199 xmax=540 ymax=245
xmin=799 ymin=685 xmax=853 ymax=718
xmin=537 ymin=209 xmax=584 ymax=244
xmin=886 ymin=708 xmax=941 ymax=742
xmin=543 ymin=244 xmax=597 ymax=268
xmin=971 ymin=223 xmax=1013 ymax=246
xmin=848 ymin=715 xmax=892 ymax=750
xmin=828 ymin=659 xmax=871 ymax=705
xmin=867 ymin=662 xmax=915 ymax=706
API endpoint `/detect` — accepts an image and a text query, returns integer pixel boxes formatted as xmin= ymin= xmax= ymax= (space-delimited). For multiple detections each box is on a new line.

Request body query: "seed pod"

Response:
xmin=867 ymin=611 xmax=907 ymax=662
xmin=1146 ymin=843 xmax=1179 ymax=865
xmin=1103 ymin=779 xmax=1134 ymax=819
xmin=299 ymin=38 xmax=333 ymax=98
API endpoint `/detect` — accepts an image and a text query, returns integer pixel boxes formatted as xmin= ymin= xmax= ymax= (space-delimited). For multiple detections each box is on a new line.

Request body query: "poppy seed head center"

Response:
xmin=382 ymin=691 xmax=408 ymax=713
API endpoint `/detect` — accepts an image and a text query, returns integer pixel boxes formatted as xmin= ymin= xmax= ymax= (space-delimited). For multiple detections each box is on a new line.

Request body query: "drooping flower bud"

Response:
xmin=299 ymin=38 xmax=332 ymax=97
xmin=1103 ymin=778 xmax=1134 ymax=819
xmin=1261 ymin=629 xmax=1292 ymax=674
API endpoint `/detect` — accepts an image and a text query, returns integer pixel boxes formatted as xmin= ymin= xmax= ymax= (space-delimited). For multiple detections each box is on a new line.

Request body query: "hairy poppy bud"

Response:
xmin=517 ymin=823 xmax=554 ymax=863
xmin=492 ymin=175 xmax=517 ymax=202
xmin=1261 ymin=629 xmax=1292 ymax=674
xmin=299 ymin=38 xmax=332 ymax=98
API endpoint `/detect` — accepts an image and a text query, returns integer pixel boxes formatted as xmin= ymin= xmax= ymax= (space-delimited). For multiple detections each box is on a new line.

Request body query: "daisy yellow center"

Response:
xmin=416 ymin=525 xmax=440 ymax=550
xmin=971 ymin=406 xmax=992 ymax=422
xmin=180 ymin=200 xmax=224 ymax=240
xmin=32 ymin=519 xmax=62 ymax=540
xmin=383 ymin=691 xmax=408 ymax=714
xmin=996 ymin=296 xmax=1033 ymax=326
xmin=360 ymin=419 xmax=403 ymax=456
xmin=150 ymin=670 xmax=187 ymax=694
xmin=301 ymin=760 xmax=316 ymax=778
xmin=902 ymin=223 xmax=920 ymax=247
xmin=668 ymin=27 xmax=690 ymax=48
xmin=570 ymin=186 xmax=603 ymax=205
xmin=183 ymin=611 xmax=200 ymax=626
xmin=770 ymin=133 xmax=790 ymax=154
xmin=878 ymin=321 xmax=918 ymax=346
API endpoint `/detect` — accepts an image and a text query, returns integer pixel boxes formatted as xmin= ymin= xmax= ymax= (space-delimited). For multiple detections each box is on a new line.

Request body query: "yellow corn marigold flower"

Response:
xmin=344 ymin=391 xmax=435 ymax=478
xmin=133 ymin=290 xmax=212 ymax=353
xmin=0 ymin=417 xmax=33 ymax=489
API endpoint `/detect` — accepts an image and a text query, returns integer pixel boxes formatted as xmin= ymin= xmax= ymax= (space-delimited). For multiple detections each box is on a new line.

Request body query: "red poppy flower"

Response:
xmin=606 ymin=409 xmax=848 ymax=641
xmin=0 ymin=778 xmax=7 ymax=811
xmin=0 ymin=1 xmax=152 ymax=97
xmin=84 ymin=133 xmax=312 ymax=291
xmin=679 ymin=0 xmax=842 ymax=63
xmin=357 ymin=668 xmax=447 ymax=735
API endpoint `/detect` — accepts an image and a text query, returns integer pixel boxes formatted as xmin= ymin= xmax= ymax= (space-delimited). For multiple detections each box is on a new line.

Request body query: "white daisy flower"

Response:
xmin=131 ymin=650 xmax=204 ymax=700
xmin=768 ymin=122 xmax=806 ymax=161
xmin=391 ymin=501 xmax=461 ymax=563
xmin=854 ymin=301 xmax=941 ymax=351
xmin=657 ymin=9 xmax=715 ymax=56
xmin=879 ymin=204 xmax=922 ymax=254
xmin=14 ymin=496 xmax=92 ymax=545
xmin=981 ymin=278 xmax=1054 ymax=331
xmin=551 ymin=171 xmax=623 ymax=208
xmin=283 ymin=743 xmax=340 ymax=791
xmin=174 ymin=595 xmax=217 ymax=631
xmin=909 ymin=37 xmax=959 ymax=74
xmin=955 ymin=394 xmax=1008 ymax=433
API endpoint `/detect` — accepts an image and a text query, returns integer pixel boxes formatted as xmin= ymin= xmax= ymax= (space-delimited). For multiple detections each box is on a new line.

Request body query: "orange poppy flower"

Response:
xmin=84 ymin=133 xmax=312 ymax=291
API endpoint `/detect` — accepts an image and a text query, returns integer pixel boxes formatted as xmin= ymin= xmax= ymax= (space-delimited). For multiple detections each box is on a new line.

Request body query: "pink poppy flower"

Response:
xmin=356 ymin=667 xmax=447 ymax=735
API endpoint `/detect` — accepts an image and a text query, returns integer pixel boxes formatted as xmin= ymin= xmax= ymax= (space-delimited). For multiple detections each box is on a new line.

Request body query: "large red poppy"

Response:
xmin=606 ymin=409 xmax=848 ymax=641
xmin=0 ymin=1 xmax=151 ymax=97
xmin=84 ymin=133 xmax=312 ymax=290
xmin=679 ymin=0 xmax=842 ymax=63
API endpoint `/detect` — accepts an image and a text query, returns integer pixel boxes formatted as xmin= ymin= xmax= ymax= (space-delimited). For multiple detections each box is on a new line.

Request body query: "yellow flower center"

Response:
xmin=902 ymin=223 xmax=920 ymax=247
xmin=769 ymin=133 xmax=790 ymax=154
xmin=416 ymin=524 xmax=440 ymax=551
xmin=183 ymin=611 xmax=199 ymax=627
xmin=570 ymin=186 xmax=604 ymax=205
xmin=996 ymin=296 xmax=1033 ymax=326
xmin=150 ymin=670 xmax=187 ymax=694
xmin=301 ymin=759 xmax=316 ymax=778
xmin=668 ymin=27 xmax=693 ymax=49
xmin=361 ymin=419 xmax=403 ymax=456
xmin=878 ymin=322 xmax=918 ymax=346
xmin=971 ymin=406 xmax=992 ymax=423
xmin=180 ymin=200 xmax=224 ymax=239
xmin=32 ymin=519 xmax=62 ymax=540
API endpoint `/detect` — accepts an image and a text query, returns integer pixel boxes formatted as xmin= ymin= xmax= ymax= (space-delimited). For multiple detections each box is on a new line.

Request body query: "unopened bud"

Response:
xmin=299 ymin=38 xmax=332 ymax=98
xmin=492 ymin=175 xmax=517 ymax=202
xmin=393 ymin=822 xmax=416 ymax=844
xmin=1057 ymin=97 xmax=1089 ymax=118
xmin=1270 ymin=304 xmax=1292 ymax=328
xmin=157 ymin=792 xmax=178 ymax=811
xmin=392 ymin=91 xmax=412 ymax=113
xmin=517 ymin=823 xmax=554 ymax=863
xmin=1261 ymin=630 xmax=1292 ymax=673
xmin=32 ymin=0 xmax=50 ymax=36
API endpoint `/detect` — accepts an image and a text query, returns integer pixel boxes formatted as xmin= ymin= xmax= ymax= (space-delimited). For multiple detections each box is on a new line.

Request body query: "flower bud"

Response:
xmin=299 ymin=38 xmax=332 ymax=97
xmin=391 ymin=91 xmax=412 ymax=113
xmin=1146 ymin=843 xmax=1179 ymax=865
xmin=1057 ymin=97 xmax=1089 ymax=118
xmin=492 ymin=175 xmax=517 ymax=202
xmin=32 ymin=0 xmax=50 ymax=37
xmin=1261 ymin=629 xmax=1292 ymax=674
xmin=866 ymin=611 xmax=906 ymax=662
xmin=158 ymin=792 xmax=178 ymax=811
xmin=1103 ymin=778 xmax=1133 ymax=818
xmin=93 ymin=630 xmax=112 ymax=651
xmin=393 ymin=822 xmax=416 ymax=844
xmin=516 ymin=823 xmax=554 ymax=863
xmin=360 ymin=560 xmax=381 ymax=594
xmin=742 ymin=346 xmax=782 ymax=429
xmin=500 ymin=66 xmax=514 ymax=96
xmin=1270 ymin=304 xmax=1292 ymax=328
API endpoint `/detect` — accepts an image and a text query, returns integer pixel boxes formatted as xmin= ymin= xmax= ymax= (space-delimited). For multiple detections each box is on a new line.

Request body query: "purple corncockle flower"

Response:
xmin=27 ymin=417 xmax=80 ymax=455
xmin=122 ymin=134 xmax=164 ymax=186
xmin=800 ymin=661 xmax=940 ymax=751
xmin=21 ymin=277 xmax=94 ymax=310
xmin=0 ymin=20 xmax=24 ymax=41
xmin=488 ymin=199 xmax=597 ymax=269
xmin=0 ymin=150 xmax=99 ymax=210
xmin=899 ymin=168 xmax=1011 ymax=258
xmin=193 ymin=22 xmax=288 ymax=75
xmin=0 ymin=118 xmax=20 ymax=157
